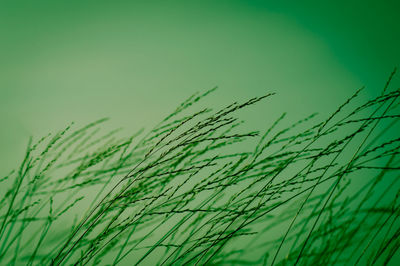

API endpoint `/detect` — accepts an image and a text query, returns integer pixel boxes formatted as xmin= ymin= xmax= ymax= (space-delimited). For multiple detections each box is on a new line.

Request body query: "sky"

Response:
xmin=0 ymin=0 xmax=399 ymax=174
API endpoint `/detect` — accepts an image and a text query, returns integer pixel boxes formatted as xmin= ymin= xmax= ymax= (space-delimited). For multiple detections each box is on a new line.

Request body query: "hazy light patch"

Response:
xmin=0 ymin=1 xmax=387 ymax=176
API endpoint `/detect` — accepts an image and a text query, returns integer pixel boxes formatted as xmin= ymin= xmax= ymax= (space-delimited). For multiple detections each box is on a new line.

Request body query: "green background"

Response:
xmin=1 ymin=0 xmax=399 ymax=175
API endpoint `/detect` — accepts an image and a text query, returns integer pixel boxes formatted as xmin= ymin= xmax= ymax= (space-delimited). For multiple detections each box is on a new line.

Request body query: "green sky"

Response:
xmin=1 ymin=0 xmax=399 ymax=174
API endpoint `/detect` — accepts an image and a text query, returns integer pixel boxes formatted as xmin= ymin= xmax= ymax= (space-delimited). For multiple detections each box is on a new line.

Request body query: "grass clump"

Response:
xmin=1 ymin=73 xmax=400 ymax=265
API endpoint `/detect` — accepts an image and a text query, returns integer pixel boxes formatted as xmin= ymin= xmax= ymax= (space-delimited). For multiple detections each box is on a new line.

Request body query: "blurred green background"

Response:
xmin=1 ymin=0 xmax=399 ymax=175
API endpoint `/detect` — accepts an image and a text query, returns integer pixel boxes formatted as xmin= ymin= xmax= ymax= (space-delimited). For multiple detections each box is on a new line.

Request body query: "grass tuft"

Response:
xmin=1 ymin=75 xmax=400 ymax=265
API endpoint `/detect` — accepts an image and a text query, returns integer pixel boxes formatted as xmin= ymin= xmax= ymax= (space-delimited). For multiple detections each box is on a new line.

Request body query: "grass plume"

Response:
xmin=1 ymin=74 xmax=400 ymax=265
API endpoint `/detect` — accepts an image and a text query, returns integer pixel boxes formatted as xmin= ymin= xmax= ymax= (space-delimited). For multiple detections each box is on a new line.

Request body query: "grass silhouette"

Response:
xmin=0 ymin=72 xmax=399 ymax=265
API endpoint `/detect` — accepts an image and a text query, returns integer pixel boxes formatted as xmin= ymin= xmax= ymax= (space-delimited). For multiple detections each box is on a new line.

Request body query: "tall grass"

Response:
xmin=1 ymin=73 xmax=399 ymax=265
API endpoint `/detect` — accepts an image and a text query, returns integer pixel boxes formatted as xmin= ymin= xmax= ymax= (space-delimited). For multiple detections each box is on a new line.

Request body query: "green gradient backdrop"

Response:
xmin=1 ymin=0 xmax=399 ymax=175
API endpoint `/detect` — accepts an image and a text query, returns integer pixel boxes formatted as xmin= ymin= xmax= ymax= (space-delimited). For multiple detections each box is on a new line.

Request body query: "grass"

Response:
xmin=0 ymin=72 xmax=400 ymax=265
